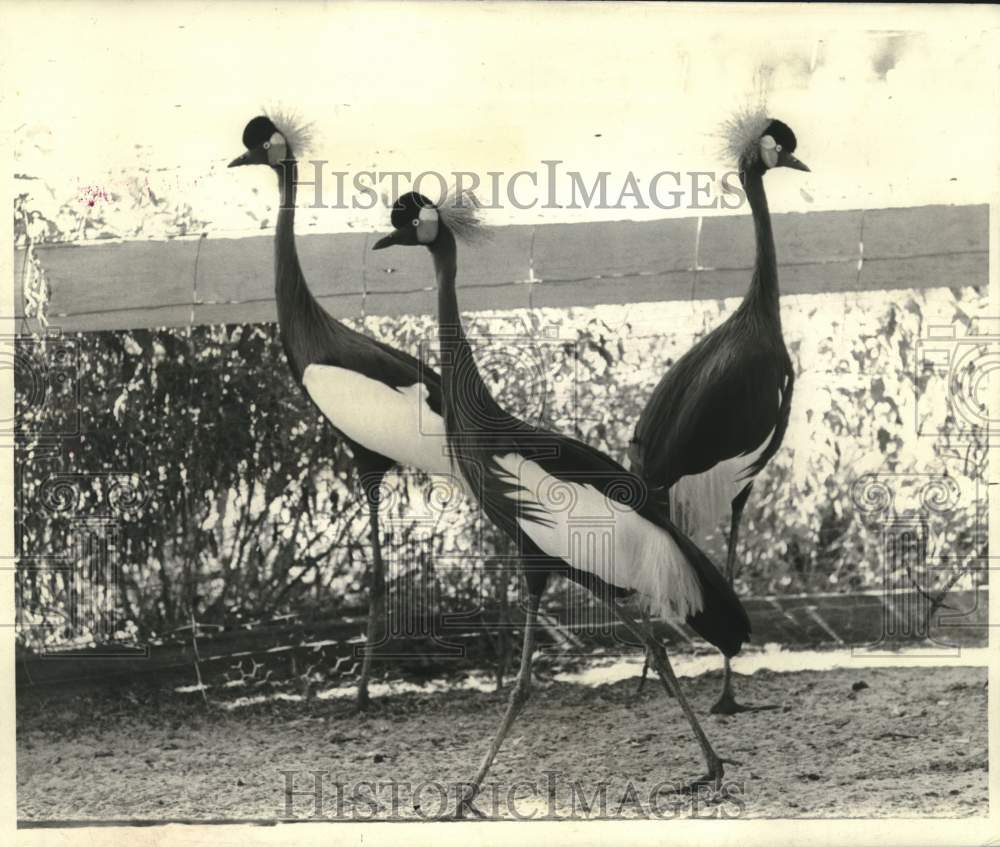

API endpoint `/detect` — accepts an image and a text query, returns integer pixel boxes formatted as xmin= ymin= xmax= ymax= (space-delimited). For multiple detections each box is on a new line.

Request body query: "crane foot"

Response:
xmin=710 ymin=691 xmax=778 ymax=716
xmin=672 ymin=756 xmax=741 ymax=795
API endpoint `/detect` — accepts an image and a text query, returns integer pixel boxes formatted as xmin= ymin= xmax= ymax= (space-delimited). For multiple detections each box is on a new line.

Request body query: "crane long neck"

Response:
xmin=741 ymin=166 xmax=781 ymax=320
xmin=275 ymin=159 xmax=300 ymax=275
xmin=273 ymin=159 xmax=319 ymax=329
xmin=431 ymin=228 xmax=497 ymax=428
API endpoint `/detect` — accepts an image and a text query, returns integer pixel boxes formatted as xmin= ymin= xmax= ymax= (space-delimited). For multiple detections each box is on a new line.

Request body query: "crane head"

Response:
xmin=758 ymin=119 xmax=809 ymax=172
xmin=373 ymin=190 xmax=485 ymax=250
xmin=228 ymin=111 xmax=313 ymax=168
xmin=372 ymin=192 xmax=438 ymax=249
xmin=229 ymin=116 xmax=284 ymax=168
xmin=722 ymin=108 xmax=809 ymax=173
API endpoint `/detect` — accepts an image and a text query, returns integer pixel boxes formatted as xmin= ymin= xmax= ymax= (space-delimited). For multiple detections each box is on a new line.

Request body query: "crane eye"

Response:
xmin=776 ymin=144 xmax=783 ymax=152
xmin=412 ymin=218 xmax=421 ymax=227
xmin=263 ymin=141 xmax=271 ymax=150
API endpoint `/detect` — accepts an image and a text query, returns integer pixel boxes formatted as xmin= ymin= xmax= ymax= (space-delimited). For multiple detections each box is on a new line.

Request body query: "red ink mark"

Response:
xmin=80 ymin=185 xmax=110 ymax=208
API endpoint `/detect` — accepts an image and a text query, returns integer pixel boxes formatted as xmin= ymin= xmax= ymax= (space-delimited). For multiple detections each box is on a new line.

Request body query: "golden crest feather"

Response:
xmin=439 ymin=187 xmax=489 ymax=244
xmin=263 ymin=105 xmax=316 ymax=158
xmin=717 ymin=68 xmax=772 ymax=164
xmin=719 ymin=104 xmax=770 ymax=165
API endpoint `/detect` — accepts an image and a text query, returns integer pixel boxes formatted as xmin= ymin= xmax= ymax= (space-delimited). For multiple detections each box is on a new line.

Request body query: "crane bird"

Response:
xmin=630 ymin=112 xmax=808 ymax=715
xmin=228 ymin=113 xmax=457 ymax=711
xmin=373 ymin=191 xmax=751 ymax=816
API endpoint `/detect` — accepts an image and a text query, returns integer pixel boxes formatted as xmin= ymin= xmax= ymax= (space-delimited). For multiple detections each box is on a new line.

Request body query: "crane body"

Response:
xmin=374 ymin=193 xmax=750 ymax=815
xmin=229 ymin=114 xmax=455 ymax=711
xmin=630 ymin=114 xmax=806 ymax=713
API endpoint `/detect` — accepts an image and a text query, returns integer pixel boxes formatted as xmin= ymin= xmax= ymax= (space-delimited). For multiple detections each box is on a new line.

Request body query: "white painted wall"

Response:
xmin=5 ymin=3 xmax=999 ymax=236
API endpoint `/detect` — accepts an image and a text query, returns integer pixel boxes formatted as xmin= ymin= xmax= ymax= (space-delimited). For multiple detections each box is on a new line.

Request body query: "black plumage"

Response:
xmin=229 ymin=115 xmax=453 ymax=711
xmin=629 ymin=115 xmax=807 ymax=714
xmin=375 ymin=192 xmax=749 ymax=814
xmin=445 ymin=394 xmax=751 ymax=659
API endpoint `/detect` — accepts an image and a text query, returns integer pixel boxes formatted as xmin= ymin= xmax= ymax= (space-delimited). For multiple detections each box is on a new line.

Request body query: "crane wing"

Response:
xmin=632 ymin=340 xmax=788 ymax=488
xmin=302 ymin=362 xmax=454 ymax=477
xmin=749 ymin=359 xmax=795 ymax=476
xmin=456 ymin=426 xmax=749 ymax=655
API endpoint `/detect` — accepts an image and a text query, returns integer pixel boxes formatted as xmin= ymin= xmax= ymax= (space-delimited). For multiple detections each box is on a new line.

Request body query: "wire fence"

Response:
xmin=14 ymin=281 xmax=990 ymax=671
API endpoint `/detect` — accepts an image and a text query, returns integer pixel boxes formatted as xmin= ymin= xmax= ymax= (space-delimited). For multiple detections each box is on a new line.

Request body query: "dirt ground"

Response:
xmin=16 ymin=662 xmax=988 ymax=822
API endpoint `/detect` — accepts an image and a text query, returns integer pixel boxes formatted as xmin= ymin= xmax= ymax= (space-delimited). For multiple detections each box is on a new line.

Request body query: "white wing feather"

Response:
xmin=303 ymin=364 xmax=455 ymax=478
xmin=494 ymin=453 xmax=704 ymax=622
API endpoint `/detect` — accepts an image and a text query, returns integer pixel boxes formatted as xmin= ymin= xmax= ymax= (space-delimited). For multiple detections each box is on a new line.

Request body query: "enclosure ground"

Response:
xmin=17 ymin=662 xmax=987 ymax=821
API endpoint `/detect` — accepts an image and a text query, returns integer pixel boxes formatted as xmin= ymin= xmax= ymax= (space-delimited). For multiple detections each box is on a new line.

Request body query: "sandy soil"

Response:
xmin=16 ymin=663 xmax=988 ymax=822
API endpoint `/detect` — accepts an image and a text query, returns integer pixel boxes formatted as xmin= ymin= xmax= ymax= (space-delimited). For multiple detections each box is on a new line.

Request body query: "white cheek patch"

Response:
xmin=416 ymin=206 xmax=440 ymax=244
xmin=760 ymin=134 xmax=778 ymax=168
xmin=266 ymin=132 xmax=286 ymax=165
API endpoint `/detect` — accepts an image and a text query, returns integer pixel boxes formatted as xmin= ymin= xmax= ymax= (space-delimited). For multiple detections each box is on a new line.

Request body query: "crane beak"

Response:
xmin=782 ymin=154 xmax=810 ymax=172
xmin=228 ymin=148 xmax=268 ymax=168
xmin=372 ymin=230 xmax=402 ymax=250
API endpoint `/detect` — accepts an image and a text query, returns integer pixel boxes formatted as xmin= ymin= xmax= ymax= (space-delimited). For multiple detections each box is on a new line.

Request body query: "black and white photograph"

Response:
xmin=3 ymin=2 xmax=998 ymax=844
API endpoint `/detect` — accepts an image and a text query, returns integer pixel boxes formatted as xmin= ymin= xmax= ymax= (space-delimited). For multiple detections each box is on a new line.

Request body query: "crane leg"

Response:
xmin=634 ymin=652 xmax=651 ymax=696
xmin=451 ymin=591 xmax=541 ymax=819
xmin=356 ymin=488 xmax=386 ymax=713
xmin=633 ymin=609 xmax=672 ymax=700
xmin=635 ymin=488 xmax=677 ymax=700
xmin=606 ymin=597 xmax=738 ymax=791
xmin=710 ymin=493 xmax=776 ymax=716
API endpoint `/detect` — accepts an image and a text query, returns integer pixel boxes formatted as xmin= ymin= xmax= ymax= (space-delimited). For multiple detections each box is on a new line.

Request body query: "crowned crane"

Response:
xmin=630 ymin=112 xmax=808 ymax=715
xmin=228 ymin=113 xmax=457 ymax=711
xmin=373 ymin=192 xmax=751 ymax=816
